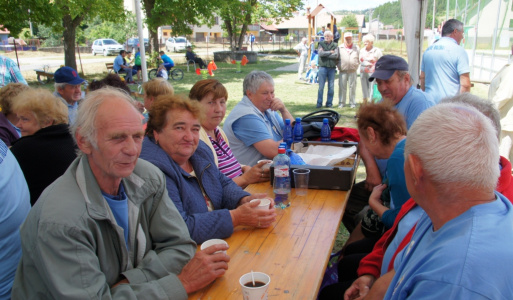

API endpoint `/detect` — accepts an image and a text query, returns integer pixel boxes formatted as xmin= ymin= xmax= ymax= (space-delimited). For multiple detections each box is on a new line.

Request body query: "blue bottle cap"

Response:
xmin=295 ymin=117 xmax=301 ymax=122
xmin=323 ymin=118 xmax=329 ymax=124
xmin=285 ymin=119 xmax=291 ymax=124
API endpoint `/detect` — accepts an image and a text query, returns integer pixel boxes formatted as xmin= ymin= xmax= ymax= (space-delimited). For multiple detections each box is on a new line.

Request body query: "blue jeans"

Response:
xmin=317 ymin=67 xmax=336 ymax=107
xmin=163 ymin=62 xmax=174 ymax=72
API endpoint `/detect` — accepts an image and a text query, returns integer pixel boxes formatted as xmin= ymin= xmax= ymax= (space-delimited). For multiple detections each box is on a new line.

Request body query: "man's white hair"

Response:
xmin=71 ymin=87 xmax=137 ymax=154
xmin=362 ymin=34 xmax=375 ymax=43
xmin=405 ymin=103 xmax=499 ymax=192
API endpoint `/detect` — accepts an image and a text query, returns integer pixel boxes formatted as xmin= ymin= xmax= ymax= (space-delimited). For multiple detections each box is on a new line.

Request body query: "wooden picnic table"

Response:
xmin=188 ymin=181 xmax=352 ymax=299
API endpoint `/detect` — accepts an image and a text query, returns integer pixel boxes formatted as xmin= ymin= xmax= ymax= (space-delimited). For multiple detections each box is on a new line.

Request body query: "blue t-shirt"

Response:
xmin=376 ymin=87 xmax=435 ymax=176
xmin=161 ymin=54 xmax=174 ymax=65
xmin=380 ymin=138 xmax=410 ymax=228
xmin=113 ymin=55 xmax=125 ymax=72
xmin=0 ymin=140 xmax=30 ymax=299
xmin=232 ymin=111 xmax=284 ymax=147
xmin=381 ymin=205 xmax=423 ymax=275
xmin=102 ymin=184 xmax=129 ymax=250
xmin=421 ymin=37 xmax=470 ymax=103
xmin=386 ymin=194 xmax=513 ymax=299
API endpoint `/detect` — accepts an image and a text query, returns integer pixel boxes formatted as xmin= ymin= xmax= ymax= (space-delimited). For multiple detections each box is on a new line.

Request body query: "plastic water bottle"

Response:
xmin=283 ymin=119 xmax=293 ymax=149
xmin=273 ymin=147 xmax=291 ymax=208
xmin=321 ymin=118 xmax=331 ymax=142
xmin=293 ymin=117 xmax=303 ymax=142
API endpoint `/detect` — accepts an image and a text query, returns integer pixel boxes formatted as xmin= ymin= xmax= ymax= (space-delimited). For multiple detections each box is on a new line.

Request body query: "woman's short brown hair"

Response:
xmin=11 ymin=88 xmax=69 ymax=126
xmin=0 ymin=83 xmax=31 ymax=116
xmin=189 ymin=79 xmax=228 ymax=102
xmin=142 ymin=78 xmax=174 ymax=98
xmin=146 ymin=94 xmax=202 ymax=138
xmin=356 ymin=102 xmax=407 ymax=146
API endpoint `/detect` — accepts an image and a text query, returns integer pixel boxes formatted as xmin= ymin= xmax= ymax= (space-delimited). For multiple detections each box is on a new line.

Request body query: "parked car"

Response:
xmin=92 ymin=39 xmax=124 ymax=56
xmin=125 ymin=37 xmax=149 ymax=52
xmin=165 ymin=37 xmax=192 ymax=52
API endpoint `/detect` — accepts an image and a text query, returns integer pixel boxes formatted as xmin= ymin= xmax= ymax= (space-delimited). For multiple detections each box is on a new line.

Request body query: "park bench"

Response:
xmin=34 ymin=69 xmax=54 ymax=85
xmin=105 ymin=62 xmax=114 ymax=73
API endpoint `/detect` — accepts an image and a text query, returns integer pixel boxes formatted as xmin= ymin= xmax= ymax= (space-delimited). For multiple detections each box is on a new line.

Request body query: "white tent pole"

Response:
xmin=446 ymin=0 xmax=449 ymax=21
xmin=489 ymin=0 xmax=502 ymax=80
xmin=471 ymin=0 xmax=481 ymax=76
xmin=134 ymin=0 xmax=148 ymax=82
xmin=432 ymin=0 xmax=436 ymax=30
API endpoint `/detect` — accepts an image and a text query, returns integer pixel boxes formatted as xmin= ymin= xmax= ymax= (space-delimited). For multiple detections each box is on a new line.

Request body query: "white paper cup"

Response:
xmin=293 ymin=168 xmax=310 ymax=196
xmin=250 ymin=198 xmax=271 ymax=210
xmin=200 ymin=239 xmax=228 ymax=254
xmin=239 ymin=272 xmax=271 ymax=300
xmin=257 ymin=160 xmax=273 ymax=170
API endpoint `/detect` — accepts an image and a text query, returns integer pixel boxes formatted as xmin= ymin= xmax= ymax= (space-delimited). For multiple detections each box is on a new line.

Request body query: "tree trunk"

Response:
xmin=149 ymin=30 xmax=159 ymax=53
xmin=224 ymin=18 xmax=235 ymax=52
xmin=62 ymin=15 xmax=77 ymax=70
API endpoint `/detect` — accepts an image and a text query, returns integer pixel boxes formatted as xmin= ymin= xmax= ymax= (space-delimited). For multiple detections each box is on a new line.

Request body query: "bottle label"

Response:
xmin=274 ymin=167 xmax=289 ymax=177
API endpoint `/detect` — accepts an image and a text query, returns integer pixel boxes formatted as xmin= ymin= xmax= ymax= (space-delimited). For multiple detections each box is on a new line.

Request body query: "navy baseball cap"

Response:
xmin=369 ymin=55 xmax=409 ymax=81
xmin=54 ymin=66 xmax=85 ymax=85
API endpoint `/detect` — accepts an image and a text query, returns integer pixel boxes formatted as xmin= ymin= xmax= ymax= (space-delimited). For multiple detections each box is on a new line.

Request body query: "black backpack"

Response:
xmin=298 ymin=109 xmax=340 ymax=140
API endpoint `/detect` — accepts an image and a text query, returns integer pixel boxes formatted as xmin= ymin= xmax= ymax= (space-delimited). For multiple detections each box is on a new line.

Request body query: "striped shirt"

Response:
xmin=208 ymin=128 xmax=243 ymax=179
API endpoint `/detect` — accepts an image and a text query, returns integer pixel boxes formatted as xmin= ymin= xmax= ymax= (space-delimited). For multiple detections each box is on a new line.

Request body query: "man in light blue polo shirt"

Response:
xmin=342 ymin=55 xmax=435 ymax=232
xmin=114 ymin=50 xmax=134 ymax=83
xmin=53 ymin=66 xmax=85 ymax=125
xmin=223 ymin=71 xmax=294 ymax=166
xmin=420 ymin=19 xmax=471 ymax=103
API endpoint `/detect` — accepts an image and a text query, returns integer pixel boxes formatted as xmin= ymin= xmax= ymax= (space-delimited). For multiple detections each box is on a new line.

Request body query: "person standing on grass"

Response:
xmin=316 ymin=31 xmax=338 ymax=108
xmin=337 ymin=32 xmax=359 ymax=108
xmin=294 ymin=37 xmax=309 ymax=80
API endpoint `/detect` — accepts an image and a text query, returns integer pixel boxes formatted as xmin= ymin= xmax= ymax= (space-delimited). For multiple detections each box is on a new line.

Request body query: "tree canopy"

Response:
xmin=141 ymin=0 xmax=224 ymax=51
xmin=340 ymin=14 xmax=359 ymax=32
xmin=0 ymin=0 xmax=125 ymax=69
xmin=218 ymin=0 xmax=303 ymax=51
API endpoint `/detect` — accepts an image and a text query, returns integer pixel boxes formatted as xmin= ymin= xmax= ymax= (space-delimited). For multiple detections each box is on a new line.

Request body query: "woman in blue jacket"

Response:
xmin=140 ymin=94 xmax=276 ymax=243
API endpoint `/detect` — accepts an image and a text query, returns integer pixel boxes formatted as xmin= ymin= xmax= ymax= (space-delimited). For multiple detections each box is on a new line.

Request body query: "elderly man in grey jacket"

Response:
xmin=337 ymin=32 xmax=360 ymax=108
xmin=11 ymin=88 xmax=230 ymax=299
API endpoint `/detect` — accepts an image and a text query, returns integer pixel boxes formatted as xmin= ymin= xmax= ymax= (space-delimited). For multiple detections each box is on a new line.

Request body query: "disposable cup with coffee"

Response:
xmin=200 ymin=238 xmax=228 ymax=254
xmin=250 ymin=198 xmax=271 ymax=210
xmin=239 ymin=272 xmax=270 ymax=300
xmin=257 ymin=160 xmax=273 ymax=170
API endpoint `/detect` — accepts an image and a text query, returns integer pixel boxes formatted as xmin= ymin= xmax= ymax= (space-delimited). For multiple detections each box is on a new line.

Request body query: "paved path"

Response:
xmin=272 ymin=62 xmax=299 ymax=72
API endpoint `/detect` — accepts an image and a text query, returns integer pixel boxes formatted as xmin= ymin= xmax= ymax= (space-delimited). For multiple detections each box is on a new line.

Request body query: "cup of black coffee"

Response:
xmin=239 ymin=272 xmax=270 ymax=300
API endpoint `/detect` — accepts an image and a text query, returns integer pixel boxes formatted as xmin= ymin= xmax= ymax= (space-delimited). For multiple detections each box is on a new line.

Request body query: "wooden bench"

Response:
xmin=105 ymin=63 xmax=115 ymax=73
xmin=34 ymin=69 xmax=54 ymax=85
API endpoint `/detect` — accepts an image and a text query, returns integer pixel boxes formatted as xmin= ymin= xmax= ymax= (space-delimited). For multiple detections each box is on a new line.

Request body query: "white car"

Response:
xmin=165 ymin=37 xmax=192 ymax=52
xmin=92 ymin=39 xmax=124 ymax=56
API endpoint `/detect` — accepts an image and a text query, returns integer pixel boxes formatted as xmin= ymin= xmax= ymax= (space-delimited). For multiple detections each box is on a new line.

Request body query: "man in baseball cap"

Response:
xmin=53 ymin=66 xmax=85 ymax=125
xmin=368 ymin=55 xmax=434 ymax=128
xmin=342 ymin=55 xmax=435 ymax=234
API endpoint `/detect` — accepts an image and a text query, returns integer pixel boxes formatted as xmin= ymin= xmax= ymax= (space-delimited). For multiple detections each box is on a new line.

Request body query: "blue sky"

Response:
xmin=303 ymin=0 xmax=397 ymax=12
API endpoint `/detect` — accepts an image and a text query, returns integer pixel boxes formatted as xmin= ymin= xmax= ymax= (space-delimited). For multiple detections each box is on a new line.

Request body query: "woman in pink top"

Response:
xmin=189 ymin=79 xmax=270 ymax=188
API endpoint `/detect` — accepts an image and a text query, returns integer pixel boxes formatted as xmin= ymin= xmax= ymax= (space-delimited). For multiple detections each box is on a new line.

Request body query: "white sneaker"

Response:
xmin=350 ymin=104 xmax=356 ymax=108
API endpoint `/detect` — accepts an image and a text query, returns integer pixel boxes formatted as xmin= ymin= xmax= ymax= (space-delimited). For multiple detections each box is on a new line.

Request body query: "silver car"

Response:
xmin=92 ymin=39 xmax=124 ymax=56
xmin=165 ymin=37 xmax=192 ymax=52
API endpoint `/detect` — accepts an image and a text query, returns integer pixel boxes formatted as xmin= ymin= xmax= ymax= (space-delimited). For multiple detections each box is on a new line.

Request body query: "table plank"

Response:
xmin=188 ymin=183 xmax=349 ymax=300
